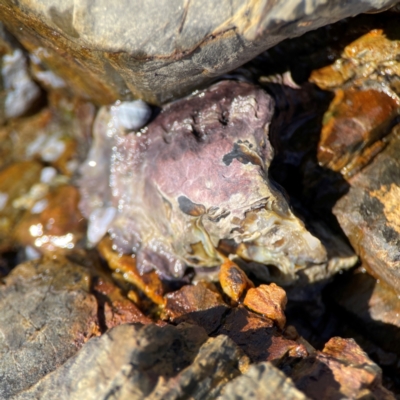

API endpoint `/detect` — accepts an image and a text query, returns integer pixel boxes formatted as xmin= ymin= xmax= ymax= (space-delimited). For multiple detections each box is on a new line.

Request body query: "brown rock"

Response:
xmin=0 ymin=257 xmax=100 ymax=399
xmin=333 ymin=126 xmax=400 ymax=292
xmin=0 ymin=1 xmax=394 ymax=105
xmin=92 ymin=276 xmax=153 ymax=329
xmin=0 ymin=161 xmax=42 ymax=251
xmin=290 ymin=337 xmax=395 ymax=399
xmin=97 ymin=236 xmax=165 ymax=306
xmin=243 ymin=283 xmax=287 ymax=329
xmin=14 ymin=185 xmax=86 ymax=254
xmin=317 ymin=88 xmax=399 ymax=177
xmin=163 ymin=281 xmax=229 ymax=334
xmin=219 ymin=258 xmax=254 ymax=302
xmin=216 ymin=306 xmax=308 ymax=364
xmin=13 ymin=323 xmax=248 ymax=400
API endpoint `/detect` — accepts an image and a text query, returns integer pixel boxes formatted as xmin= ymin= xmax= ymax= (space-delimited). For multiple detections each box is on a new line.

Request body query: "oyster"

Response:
xmin=79 ymin=81 xmax=327 ymax=281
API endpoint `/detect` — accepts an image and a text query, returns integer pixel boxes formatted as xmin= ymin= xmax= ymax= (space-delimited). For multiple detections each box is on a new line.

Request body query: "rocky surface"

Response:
xmin=0 ymin=1 xmax=397 ymax=105
xmin=0 ymin=257 xmax=100 ymax=399
xmin=0 ymin=7 xmax=400 ymax=399
xmin=13 ymin=323 xmax=246 ymax=400
xmin=221 ymin=362 xmax=308 ymax=400
xmin=333 ymin=126 xmax=400 ymax=292
xmin=290 ymin=337 xmax=395 ymax=399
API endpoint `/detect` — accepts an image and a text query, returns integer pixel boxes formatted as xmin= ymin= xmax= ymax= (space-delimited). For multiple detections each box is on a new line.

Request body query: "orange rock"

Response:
xmin=317 ymin=88 xmax=398 ymax=177
xmin=97 ymin=236 xmax=165 ymax=306
xmin=14 ymin=185 xmax=86 ymax=254
xmin=219 ymin=258 xmax=254 ymax=302
xmin=243 ymin=283 xmax=287 ymax=329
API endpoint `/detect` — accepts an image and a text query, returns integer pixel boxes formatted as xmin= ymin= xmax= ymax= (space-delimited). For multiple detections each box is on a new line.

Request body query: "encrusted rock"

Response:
xmin=0 ymin=257 xmax=100 ymax=399
xmin=79 ymin=81 xmax=328 ymax=283
xmin=13 ymin=323 xmax=247 ymax=400
xmin=243 ymin=283 xmax=287 ymax=329
xmin=0 ymin=1 xmax=397 ymax=104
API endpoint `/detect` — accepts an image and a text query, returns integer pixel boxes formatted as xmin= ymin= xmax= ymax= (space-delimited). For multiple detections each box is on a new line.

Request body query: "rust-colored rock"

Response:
xmin=97 ymin=236 xmax=165 ymax=306
xmin=243 ymin=283 xmax=287 ymax=329
xmin=92 ymin=277 xmax=153 ymax=329
xmin=0 ymin=161 xmax=42 ymax=251
xmin=216 ymin=306 xmax=308 ymax=364
xmin=219 ymin=258 xmax=254 ymax=302
xmin=14 ymin=185 xmax=86 ymax=254
xmin=317 ymin=88 xmax=399 ymax=177
xmin=310 ymin=29 xmax=400 ymax=178
xmin=333 ymin=126 xmax=400 ymax=292
xmin=290 ymin=337 xmax=395 ymax=399
xmin=163 ymin=281 xmax=229 ymax=334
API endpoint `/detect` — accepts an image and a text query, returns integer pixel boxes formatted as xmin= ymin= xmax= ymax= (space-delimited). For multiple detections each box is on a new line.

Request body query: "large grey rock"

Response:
xmin=0 ymin=0 xmax=397 ymax=105
xmin=0 ymin=258 xmax=100 ymax=399
xmin=14 ymin=323 xmax=248 ymax=400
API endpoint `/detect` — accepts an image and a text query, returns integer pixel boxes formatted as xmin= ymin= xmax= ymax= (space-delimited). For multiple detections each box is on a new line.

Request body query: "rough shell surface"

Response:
xmin=79 ymin=81 xmax=327 ymax=279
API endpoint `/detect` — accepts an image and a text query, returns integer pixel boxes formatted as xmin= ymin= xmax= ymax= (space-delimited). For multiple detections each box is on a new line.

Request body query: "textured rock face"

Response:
xmin=0 ymin=0 xmax=397 ymax=105
xmin=13 ymin=323 xmax=247 ymax=400
xmin=79 ymin=81 xmax=328 ymax=281
xmin=0 ymin=258 xmax=100 ymax=399
xmin=221 ymin=362 xmax=308 ymax=400
xmin=333 ymin=127 xmax=400 ymax=292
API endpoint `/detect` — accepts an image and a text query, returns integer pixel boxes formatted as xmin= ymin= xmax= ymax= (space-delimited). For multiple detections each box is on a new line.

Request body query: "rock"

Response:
xmin=310 ymin=30 xmax=400 ymax=178
xmin=13 ymin=185 xmax=87 ymax=255
xmin=330 ymin=269 xmax=400 ymax=356
xmin=0 ymin=257 xmax=100 ymax=399
xmin=92 ymin=276 xmax=153 ymax=329
xmin=243 ymin=283 xmax=287 ymax=329
xmin=79 ymin=80 xmax=328 ymax=283
xmin=97 ymin=236 xmax=166 ymax=306
xmin=163 ymin=281 xmax=229 ymax=334
xmin=0 ymin=161 xmax=42 ymax=251
xmin=0 ymin=1 xmax=397 ymax=105
xmin=290 ymin=337 xmax=395 ymax=399
xmin=216 ymin=306 xmax=308 ymax=364
xmin=333 ymin=126 xmax=400 ymax=292
xmin=219 ymin=259 xmax=254 ymax=302
xmin=221 ymin=362 xmax=308 ymax=400
xmin=13 ymin=323 xmax=247 ymax=400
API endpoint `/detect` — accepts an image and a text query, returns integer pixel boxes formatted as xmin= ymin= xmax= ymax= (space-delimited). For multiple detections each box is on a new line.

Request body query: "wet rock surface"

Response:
xmin=0 ymin=1 xmax=397 ymax=105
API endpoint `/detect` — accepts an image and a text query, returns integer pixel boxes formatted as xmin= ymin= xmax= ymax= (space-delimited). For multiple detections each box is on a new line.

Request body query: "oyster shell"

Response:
xmin=79 ymin=81 xmax=327 ymax=280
